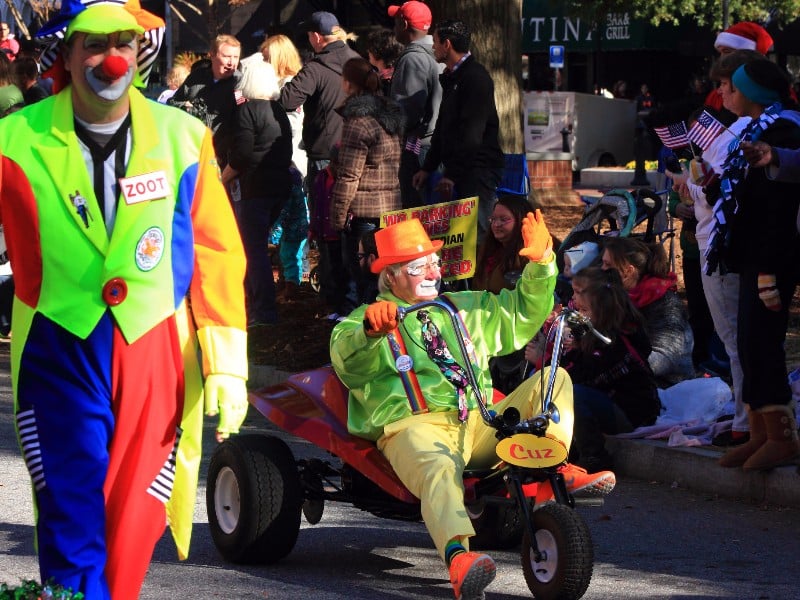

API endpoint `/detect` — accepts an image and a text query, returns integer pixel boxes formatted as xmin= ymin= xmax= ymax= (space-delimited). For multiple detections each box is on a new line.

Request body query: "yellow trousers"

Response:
xmin=377 ymin=367 xmax=573 ymax=559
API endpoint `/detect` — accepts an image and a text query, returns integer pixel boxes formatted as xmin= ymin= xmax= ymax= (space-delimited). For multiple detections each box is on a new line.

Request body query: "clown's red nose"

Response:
xmin=101 ymin=55 xmax=129 ymax=79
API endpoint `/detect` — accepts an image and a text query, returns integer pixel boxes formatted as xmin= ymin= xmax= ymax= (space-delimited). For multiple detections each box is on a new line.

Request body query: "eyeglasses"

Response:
xmin=405 ymin=259 xmax=441 ymax=277
xmin=488 ymin=216 xmax=513 ymax=225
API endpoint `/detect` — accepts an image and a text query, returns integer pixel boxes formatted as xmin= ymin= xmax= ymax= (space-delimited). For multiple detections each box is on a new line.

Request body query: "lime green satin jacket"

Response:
xmin=330 ymin=256 xmax=557 ymax=441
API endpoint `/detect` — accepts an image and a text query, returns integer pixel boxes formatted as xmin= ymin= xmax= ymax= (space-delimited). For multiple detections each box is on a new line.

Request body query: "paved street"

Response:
xmin=1 ymin=350 xmax=799 ymax=598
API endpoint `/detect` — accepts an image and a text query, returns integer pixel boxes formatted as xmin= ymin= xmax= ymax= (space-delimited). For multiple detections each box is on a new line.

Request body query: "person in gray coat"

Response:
xmin=389 ymin=1 xmax=443 ymax=208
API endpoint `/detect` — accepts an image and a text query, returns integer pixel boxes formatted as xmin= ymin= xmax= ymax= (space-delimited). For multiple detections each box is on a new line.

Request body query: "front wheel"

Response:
xmin=521 ymin=503 xmax=593 ymax=600
xmin=206 ymin=434 xmax=302 ymax=564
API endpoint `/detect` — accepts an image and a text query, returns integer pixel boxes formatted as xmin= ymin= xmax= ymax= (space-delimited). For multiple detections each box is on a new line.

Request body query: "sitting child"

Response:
xmin=541 ymin=267 xmax=661 ymax=471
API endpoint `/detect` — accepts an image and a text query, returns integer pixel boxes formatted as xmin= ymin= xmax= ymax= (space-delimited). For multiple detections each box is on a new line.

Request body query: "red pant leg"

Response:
xmin=104 ymin=317 xmax=185 ymax=600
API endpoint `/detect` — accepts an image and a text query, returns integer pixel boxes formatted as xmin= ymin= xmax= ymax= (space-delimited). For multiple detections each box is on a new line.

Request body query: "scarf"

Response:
xmin=627 ymin=272 xmax=677 ymax=309
xmin=704 ymin=102 xmax=783 ymax=275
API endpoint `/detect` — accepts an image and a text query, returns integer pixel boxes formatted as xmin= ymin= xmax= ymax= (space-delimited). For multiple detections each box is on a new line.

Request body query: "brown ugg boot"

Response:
xmin=742 ymin=405 xmax=800 ymax=471
xmin=718 ymin=408 xmax=766 ymax=468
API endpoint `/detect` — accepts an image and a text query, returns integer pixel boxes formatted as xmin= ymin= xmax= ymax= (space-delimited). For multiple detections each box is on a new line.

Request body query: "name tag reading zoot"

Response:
xmin=120 ymin=171 xmax=171 ymax=205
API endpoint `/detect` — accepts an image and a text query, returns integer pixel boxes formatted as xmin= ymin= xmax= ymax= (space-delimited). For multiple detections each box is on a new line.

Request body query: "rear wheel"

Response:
xmin=206 ymin=434 xmax=302 ymax=564
xmin=521 ymin=503 xmax=593 ymax=600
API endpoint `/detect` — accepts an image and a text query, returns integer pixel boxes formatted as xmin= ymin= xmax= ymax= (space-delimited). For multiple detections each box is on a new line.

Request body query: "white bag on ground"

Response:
xmin=656 ymin=377 xmax=732 ymax=426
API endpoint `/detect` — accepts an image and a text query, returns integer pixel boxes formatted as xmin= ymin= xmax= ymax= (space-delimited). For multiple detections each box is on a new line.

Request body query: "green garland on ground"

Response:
xmin=0 ymin=580 xmax=84 ymax=599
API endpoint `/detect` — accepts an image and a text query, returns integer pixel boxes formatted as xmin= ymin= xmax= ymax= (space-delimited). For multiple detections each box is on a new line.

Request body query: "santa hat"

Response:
xmin=715 ymin=22 xmax=773 ymax=55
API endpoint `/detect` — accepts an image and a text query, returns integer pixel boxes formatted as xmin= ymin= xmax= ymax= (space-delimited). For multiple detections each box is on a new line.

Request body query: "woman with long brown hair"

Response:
xmin=331 ymin=57 xmax=404 ymax=308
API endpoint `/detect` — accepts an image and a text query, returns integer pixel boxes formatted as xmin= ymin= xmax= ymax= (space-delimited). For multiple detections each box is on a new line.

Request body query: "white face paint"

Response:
xmin=407 ymin=254 xmax=441 ymax=298
xmin=392 ymin=253 xmax=442 ymax=303
xmin=415 ymin=278 xmax=440 ymax=298
xmin=84 ymin=64 xmax=135 ymax=101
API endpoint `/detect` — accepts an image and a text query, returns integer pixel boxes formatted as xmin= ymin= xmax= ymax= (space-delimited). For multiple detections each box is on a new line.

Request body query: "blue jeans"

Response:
xmin=571 ymin=384 xmax=634 ymax=467
xmin=237 ymin=196 xmax=285 ymax=324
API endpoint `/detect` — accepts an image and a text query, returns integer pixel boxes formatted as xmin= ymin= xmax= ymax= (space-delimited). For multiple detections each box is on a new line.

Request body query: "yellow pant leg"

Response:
xmin=378 ymin=411 xmax=481 ymax=559
xmin=468 ymin=367 xmax=575 ymax=470
xmin=376 ymin=368 xmax=574 ymax=560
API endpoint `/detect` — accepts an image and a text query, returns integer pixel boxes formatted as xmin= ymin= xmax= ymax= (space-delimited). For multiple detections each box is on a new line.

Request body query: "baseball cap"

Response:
xmin=387 ymin=1 xmax=432 ymax=31
xmin=301 ymin=11 xmax=340 ymax=35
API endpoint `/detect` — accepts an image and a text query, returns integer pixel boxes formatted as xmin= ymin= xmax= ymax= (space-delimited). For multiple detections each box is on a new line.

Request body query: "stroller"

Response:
xmin=555 ymin=188 xmax=672 ymax=302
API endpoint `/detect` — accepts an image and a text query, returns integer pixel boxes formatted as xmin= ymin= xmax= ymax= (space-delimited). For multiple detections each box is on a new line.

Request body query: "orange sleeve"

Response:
xmin=189 ymin=130 xmax=248 ymax=377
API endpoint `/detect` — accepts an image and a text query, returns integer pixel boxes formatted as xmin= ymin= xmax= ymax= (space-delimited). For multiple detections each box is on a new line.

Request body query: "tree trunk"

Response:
xmin=428 ymin=0 xmax=524 ymax=153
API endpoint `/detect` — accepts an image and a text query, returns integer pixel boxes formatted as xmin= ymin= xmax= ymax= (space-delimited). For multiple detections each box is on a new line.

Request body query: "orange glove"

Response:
xmin=518 ymin=209 xmax=553 ymax=262
xmin=364 ymin=300 xmax=398 ymax=336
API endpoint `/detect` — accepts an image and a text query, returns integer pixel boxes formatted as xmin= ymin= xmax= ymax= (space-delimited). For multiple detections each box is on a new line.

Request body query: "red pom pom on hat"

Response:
xmin=715 ymin=21 xmax=774 ymax=55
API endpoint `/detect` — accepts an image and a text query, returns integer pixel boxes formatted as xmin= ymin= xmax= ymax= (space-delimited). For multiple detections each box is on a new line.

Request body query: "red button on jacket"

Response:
xmin=102 ymin=278 xmax=128 ymax=306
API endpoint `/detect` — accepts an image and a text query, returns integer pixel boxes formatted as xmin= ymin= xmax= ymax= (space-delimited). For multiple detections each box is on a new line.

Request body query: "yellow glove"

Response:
xmin=364 ymin=300 xmax=398 ymax=336
xmin=518 ymin=209 xmax=553 ymax=262
xmin=204 ymin=373 xmax=249 ymax=441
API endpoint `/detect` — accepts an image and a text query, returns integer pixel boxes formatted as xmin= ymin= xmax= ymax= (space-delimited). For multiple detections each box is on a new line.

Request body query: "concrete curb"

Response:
xmin=606 ymin=437 xmax=800 ymax=509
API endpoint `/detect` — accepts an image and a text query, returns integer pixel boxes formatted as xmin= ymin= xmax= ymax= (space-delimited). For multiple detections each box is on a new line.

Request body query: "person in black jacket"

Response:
xmin=710 ymin=57 xmax=800 ymax=470
xmin=280 ymin=11 xmax=359 ymax=318
xmin=280 ymin=11 xmax=359 ymax=181
xmin=221 ymin=57 xmax=292 ymax=326
xmin=412 ymin=19 xmax=504 ymax=244
xmin=169 ymin=34 xmax=242 ymax=168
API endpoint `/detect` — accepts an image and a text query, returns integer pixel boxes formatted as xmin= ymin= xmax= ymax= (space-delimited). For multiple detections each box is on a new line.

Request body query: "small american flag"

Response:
xmin=654 ymin=122 xmax=690 ymax=149
xmin=688 ymin=110 xmax=725 ymax=151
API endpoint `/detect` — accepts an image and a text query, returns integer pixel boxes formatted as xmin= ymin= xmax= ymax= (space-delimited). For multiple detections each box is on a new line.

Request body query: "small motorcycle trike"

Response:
xmin=206 ymin=300 xmax=611 ymax=599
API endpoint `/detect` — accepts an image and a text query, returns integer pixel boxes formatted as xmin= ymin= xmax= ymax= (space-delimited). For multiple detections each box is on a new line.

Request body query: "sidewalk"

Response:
xmin=606 ymin=437 xmax=800 ymax=509
xmin=248 ymin=364 xmax=800 ymax=511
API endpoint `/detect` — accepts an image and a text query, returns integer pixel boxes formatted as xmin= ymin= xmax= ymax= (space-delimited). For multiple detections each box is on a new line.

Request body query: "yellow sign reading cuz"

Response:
xmin=495 ymin=433 xmax=568 ymax=468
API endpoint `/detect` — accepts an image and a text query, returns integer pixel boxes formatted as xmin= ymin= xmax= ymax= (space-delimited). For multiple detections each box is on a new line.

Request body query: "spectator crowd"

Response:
xmin=0 ymin=4 xmax=799 ymax=599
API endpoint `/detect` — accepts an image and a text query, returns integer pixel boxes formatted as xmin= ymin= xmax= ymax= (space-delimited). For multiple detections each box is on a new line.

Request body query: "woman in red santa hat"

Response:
xmin=704 ymin=22 xmax=774 ymax=109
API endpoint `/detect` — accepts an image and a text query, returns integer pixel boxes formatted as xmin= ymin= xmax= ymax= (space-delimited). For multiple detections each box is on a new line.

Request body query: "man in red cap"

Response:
xmin=388 ymin=1 xmax=443 ymax=209
xmin=330 ymin=213 xmax=614 ymax=599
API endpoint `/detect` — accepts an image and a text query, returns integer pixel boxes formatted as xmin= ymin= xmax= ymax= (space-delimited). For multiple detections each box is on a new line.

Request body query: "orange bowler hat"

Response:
xmin=370 ymin=219 xmax=444 ymax=274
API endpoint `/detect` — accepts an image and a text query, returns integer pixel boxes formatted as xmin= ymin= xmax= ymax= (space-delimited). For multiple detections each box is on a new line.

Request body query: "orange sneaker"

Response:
xmin=449 ymin=551 xmax=496 ymax=600
xmin=534 ymin=463 xmax=616 ymax=506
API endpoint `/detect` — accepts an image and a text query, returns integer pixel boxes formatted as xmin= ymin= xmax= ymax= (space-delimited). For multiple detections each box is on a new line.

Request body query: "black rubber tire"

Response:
xmin=470 ymin=503 xmax=524 ymax=550
xmin=206 ymin=434 xmax=302 ymax=564
xmin=521 ymin=503 xmax=594 ymax=600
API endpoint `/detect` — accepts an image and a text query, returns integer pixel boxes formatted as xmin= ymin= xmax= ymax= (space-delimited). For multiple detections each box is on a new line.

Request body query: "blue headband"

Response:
xmin=732 ymin=64 xmax=782 ymax=105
